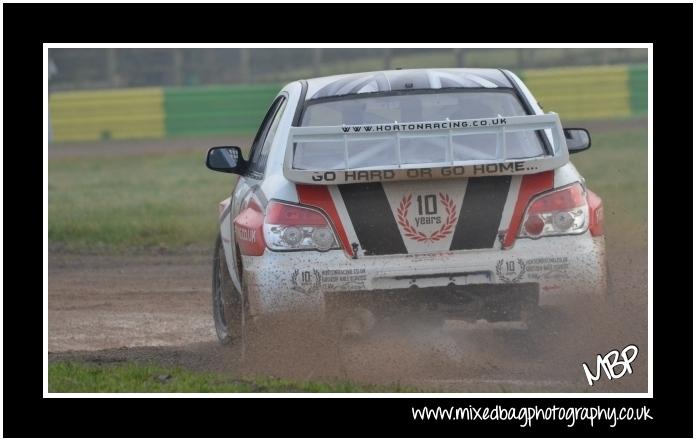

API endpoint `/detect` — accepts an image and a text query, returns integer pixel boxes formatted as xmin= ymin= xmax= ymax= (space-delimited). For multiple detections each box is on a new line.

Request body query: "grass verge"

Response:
xmin=48 ymin=361 xmax=417 ymax=393
xmin=49 ymin=150 xmax=237 ymax=251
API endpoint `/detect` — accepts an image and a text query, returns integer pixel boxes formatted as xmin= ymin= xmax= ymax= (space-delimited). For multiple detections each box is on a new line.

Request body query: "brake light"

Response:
xmin=266 ymin=202 xmax=327 ymax=226
xmin=263 ymin=200 xmax=339 ymax=251
xmin=519 ymin=182 xmax=589 ymax=238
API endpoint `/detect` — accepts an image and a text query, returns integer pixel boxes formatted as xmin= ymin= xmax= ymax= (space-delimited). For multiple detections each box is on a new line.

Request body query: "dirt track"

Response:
xmin=48 ymin=243 xmax=648 ymax=393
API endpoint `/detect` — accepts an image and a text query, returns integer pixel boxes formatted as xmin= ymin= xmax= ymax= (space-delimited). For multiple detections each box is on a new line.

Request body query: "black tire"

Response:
xmin=212 ymin=235 xmax=247 ymax=353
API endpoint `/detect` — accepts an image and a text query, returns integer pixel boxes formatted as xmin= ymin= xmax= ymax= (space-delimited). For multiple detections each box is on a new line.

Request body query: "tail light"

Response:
xmin=518 ymin=182 xmax=589 ymax=239
xmin=263 ymin=200 xmax=340 ymax=251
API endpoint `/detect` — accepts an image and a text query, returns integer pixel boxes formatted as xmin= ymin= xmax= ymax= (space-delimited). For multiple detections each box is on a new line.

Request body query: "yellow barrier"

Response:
xmin=522 ymin=65 xmax=631 ymax=120
xmin=49 ymin=88 xmax=165 ymax=142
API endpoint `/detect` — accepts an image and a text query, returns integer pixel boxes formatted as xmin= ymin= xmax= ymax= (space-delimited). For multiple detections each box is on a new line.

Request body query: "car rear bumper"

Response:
xmin=241 ymin=232 xmax=607 ymax=317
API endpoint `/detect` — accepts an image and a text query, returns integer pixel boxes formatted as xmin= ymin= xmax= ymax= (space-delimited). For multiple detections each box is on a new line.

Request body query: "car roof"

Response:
xmin=303 ymin=68 xmax=514 ymax=100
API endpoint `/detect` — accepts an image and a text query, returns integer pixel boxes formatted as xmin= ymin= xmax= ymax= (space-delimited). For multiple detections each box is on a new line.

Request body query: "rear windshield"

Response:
xmin=295 ymin=91 xmax=545 ymax=170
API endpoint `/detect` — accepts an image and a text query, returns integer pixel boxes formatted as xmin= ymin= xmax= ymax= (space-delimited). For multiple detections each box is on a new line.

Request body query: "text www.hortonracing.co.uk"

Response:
xmin=412 ymin=405 xmax=652 ymax=428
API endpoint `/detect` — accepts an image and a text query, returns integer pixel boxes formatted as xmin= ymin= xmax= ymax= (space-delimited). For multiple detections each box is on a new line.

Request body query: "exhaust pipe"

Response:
xmin=341 ymin=307 xmax=376 ymax=339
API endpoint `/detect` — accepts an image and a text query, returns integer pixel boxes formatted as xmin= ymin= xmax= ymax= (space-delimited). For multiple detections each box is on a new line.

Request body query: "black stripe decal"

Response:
xmin=338 ymin=183 xmax=407 ymax=256
xmin=450 ymin=176 xmax=511 ymax=250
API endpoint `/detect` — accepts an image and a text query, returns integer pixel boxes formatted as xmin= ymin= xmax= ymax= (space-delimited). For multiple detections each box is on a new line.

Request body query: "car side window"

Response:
xmin=247 ymin=95 xmax=287 ymax=176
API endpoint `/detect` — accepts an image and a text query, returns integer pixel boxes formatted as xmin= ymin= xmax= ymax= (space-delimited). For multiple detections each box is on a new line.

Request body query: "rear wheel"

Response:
xmin=212 ymin=235 xmax=247 ymax=354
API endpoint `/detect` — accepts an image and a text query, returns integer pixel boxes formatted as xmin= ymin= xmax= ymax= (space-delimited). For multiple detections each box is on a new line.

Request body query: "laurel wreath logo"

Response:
xmin=291 ymin=269 xmax=322 ymax=295
xmin=495 ymin=258 xmax=527 ymax=283
xmin=397 ymin=193 xmax=458 ymax=243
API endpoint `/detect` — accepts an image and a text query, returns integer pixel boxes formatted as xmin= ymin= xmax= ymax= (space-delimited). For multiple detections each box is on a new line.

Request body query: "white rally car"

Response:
xmin=206 ymin=68 xmax=607 ymax=347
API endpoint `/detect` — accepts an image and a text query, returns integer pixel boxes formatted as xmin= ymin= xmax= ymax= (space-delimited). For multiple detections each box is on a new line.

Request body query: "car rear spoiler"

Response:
xmin=283 ymin=113 xmax=569 ymax=185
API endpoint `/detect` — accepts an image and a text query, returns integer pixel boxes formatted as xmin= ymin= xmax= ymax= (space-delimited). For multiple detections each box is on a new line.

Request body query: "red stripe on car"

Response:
xmin=233 ymin=201 xmax=266 ymax=256
xmin=502 ymin=171 xmax=554 ymax=248
xmin=587 ymin=189 xmax=604 ymax=237
xmin=296 ymin=185 xmax=353 ymax=257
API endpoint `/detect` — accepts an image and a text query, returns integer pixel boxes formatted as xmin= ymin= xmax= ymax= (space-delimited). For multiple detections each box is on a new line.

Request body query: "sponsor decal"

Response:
xmin=235 ymin=225 xmax=256 ymax=243
xmin=309 ymin=162 xmax=535 ymax=183
xmin=496 ymin=258 xmax=526 ymax=283
xmin=291 ymin=269 xmax=322 ymax=295
xmin=320 ymin=268 xmax=367 ymax=290
xmin=397 ymin=193 xmax=457 ymax=243
xmin=472 ymin=162 xmax=526 ymax=175
xmin=340 ymin=117 xmax=507 ymax=133
xmin=233 ymin=205 xmax=266 ymax=256
xmin=525 ymin=256 xmax=570 ymax=280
